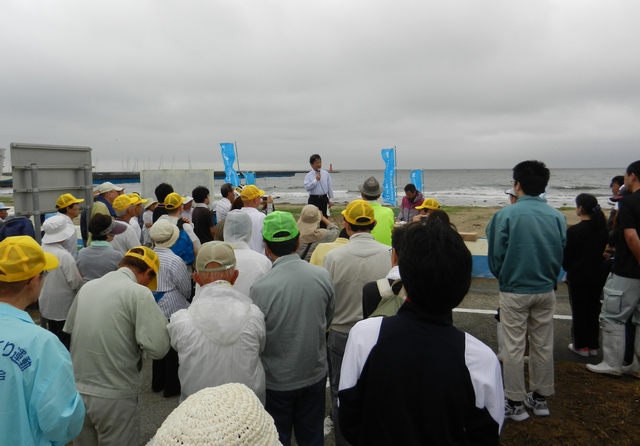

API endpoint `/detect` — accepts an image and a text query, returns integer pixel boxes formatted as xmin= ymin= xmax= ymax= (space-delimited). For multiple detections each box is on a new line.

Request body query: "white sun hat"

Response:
xmin=150 ymin=383 xmax=281 ymax=446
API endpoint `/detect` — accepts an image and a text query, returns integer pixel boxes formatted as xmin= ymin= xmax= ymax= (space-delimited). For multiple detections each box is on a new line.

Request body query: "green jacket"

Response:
xmin=486 ymin=196 xmax=566 ymax=294
xmin=369 ymin=201 xmax=395 ymax=246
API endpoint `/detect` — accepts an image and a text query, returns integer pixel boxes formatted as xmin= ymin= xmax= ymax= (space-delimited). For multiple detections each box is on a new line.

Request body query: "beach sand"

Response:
xmin=277 ymin=204 xmax=581 ymax=238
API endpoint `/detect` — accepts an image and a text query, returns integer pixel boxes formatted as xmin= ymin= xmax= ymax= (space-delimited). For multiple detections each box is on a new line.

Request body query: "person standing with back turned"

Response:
xmin=590 ymin=160 xmax=640 ymax=378
xmin=486 ymin=160 xmax=566 ymax=422
xmin=304 ymin=154 xmax=333 ymax=228
xmin=0 ymin=236 xmax=85 ymax=446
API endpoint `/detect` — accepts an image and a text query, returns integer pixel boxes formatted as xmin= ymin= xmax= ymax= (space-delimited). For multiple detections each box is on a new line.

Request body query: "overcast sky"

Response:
xmin=2 ymin=1 xmax=639 ymax=172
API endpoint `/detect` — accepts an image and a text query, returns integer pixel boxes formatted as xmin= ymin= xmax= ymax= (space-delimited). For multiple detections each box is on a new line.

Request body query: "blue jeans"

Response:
xmin=265 ymin=377 xmax=326 ymax=446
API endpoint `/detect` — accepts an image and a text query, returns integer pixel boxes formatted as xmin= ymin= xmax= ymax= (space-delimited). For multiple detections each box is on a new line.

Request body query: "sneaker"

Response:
xmin=524 ymin=392 xmax=550 ymax=416
xmin=568 ymin=343 xmax=589 ymax=357
xmin=323 ymin=416 xmax=333 ymax=436
xmin=588 ymin=349 xmax=598 ymax=357
xmin=505 ymin=400 xmax=530 ymax=421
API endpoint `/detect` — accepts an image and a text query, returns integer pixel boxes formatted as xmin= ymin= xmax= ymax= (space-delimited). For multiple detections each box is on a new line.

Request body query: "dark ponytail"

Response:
xmin=576 ymin=193 xmax=606 ymax=231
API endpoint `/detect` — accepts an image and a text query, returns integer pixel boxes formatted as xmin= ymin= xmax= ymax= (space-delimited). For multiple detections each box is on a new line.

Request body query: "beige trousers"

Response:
xmin=499 ymin=291 xmax=555 ymax=402
xmin=74 ymin=394 xmax=139 ymax=446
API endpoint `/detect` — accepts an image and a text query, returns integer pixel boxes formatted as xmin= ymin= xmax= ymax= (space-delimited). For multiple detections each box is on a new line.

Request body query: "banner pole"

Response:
xmin=394 ymin=146 xmax=398 ymax=208
xmin=235 ymin=141 xmax=241 ymax=172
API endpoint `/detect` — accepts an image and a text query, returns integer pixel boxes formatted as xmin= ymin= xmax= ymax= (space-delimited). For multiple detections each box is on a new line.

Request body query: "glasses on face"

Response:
xmin=27 ymin=270 xmax=48 ymax=285
xmin=510 ymin=180 xmax=516 ymax=186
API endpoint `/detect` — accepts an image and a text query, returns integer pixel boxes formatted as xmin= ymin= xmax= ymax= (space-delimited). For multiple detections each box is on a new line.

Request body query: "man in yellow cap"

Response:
xmin=322 ymin=199 xmax=391 ymax=445
xmin=64 ymin=246 xmax=170 ymax=446
xmin=128 ymin=193 xmax=148 ymax=243
xmin=159 ymin=192 xmax=201 ymax=261
xmin=110 ymin=194 xmax=143 ymax=255
xmin=0 ymin=236 xmax=85 ymax=445
xmin=54 ymin=192 xmax=85 ymax=259
xmin=412 ymin=197 xmax=441 ymax=222
xmin=240 ymin=185 xmax=273 ymax=255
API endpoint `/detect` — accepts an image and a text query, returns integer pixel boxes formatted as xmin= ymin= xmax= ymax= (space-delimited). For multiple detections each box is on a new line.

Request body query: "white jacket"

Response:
xmin=168 ymin=282 xmax=267 ymax=403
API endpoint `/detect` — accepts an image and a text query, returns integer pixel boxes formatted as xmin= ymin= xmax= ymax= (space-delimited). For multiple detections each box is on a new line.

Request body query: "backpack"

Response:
xmin=369 ymin=278 xmax=406 ymax=318
xmin=170 ymin=219 xmax=195 ymax=265
xmin=0 ymin=216 xmax=36 ymax=242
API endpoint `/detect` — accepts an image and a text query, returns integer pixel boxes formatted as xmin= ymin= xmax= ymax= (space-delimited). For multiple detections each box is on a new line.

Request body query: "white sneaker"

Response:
xmin=504 ymin=400 xmax=529 ymax=421
xmin=568 ymin=343 xmax=589 ymax=357
xmin=323 ymin=416 xmax=333 ymax=436
xmin=524 ymin=392 xmax=550 ymax=417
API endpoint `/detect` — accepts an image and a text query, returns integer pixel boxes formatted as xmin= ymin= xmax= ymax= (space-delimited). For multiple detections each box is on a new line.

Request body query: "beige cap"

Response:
xmin=196 ymin=241 xmax=236 ymax=272
xmin=149 ymin=220 xmax=179 ymax=248
xmin=97 ymin=182 xmax=124 ymax=194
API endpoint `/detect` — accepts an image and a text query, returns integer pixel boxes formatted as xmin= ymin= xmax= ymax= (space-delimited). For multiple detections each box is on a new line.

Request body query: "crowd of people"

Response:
xmin=1 ymin=156 xmax=640 ymax=445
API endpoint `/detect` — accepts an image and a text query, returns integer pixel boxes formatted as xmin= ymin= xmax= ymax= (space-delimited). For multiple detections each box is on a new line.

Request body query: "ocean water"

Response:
xmin=0 ymin=167 xmax=625 ymax=210
xmin=253 ymin=168 xmax=625 ymax=209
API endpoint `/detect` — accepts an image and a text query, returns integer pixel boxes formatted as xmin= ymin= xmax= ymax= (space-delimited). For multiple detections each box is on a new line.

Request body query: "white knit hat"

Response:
xmin=151 ymin=384 xmax=281 ymax=446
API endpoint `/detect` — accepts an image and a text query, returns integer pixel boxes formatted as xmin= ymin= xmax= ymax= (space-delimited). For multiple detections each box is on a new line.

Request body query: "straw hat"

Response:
xmin=152 ymin=384 xmax=281 ymax=446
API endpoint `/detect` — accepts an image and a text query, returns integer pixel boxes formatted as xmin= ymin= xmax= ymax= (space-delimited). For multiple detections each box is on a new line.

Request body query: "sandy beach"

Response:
xmin=277 ymin=203 xmax=582 ymax=238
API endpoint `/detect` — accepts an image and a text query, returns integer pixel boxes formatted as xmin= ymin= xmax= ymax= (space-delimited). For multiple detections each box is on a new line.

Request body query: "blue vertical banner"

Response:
xmin=410 ymin=169 xmax=423 ymax=193
xmin=220 ymin=143 xmax=241 ymax=187
xmin=244 ymin=172 xmax=256 ymax=185
xmin=381 ymin=148 xmax=396 ymax=206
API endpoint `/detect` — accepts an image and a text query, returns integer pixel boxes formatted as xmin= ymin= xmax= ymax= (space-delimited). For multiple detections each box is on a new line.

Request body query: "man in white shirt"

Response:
xmin=110 ymin=195 xmax=143 ymax=255
xmin=0 ymin=202 xmax=10 ymax=222
xmin=39 ymin=217 xmax=84 ymax=349
xmin=304 ymin=154 xmax=333 ymax=228
xmin=167 ymin=241 xmax=266 ymax=403
xmin=240 ymin=185 xmax=272 ymax=255
xmin=214 ymin=183 xmax=236 ymax=223
xmin=223 ymin=210 xmax=272 ymax=296
xmin=54 ymin=193 xmax=84 ymax=259
xmin=181 ymin=196 xmax=194 ymax=220
xmin=127 ymin=194 xmax=147 ymax=244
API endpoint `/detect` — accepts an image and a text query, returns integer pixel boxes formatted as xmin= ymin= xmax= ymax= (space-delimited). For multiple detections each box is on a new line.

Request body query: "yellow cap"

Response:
xmin=113 ymin=194 xmax=136 ymax=212
xmin=124 ymin=246 xmax=160 ymax=290
xmin=56 ymin=193 xmax=84 ymax=209
xmin=128 ymin=194 xmax=148 ymax=206
xmin=164 ymin=192 xmax=186 ymax=211
xmin=416 ymin=198 xmax=440 ymax=210
xmin=240 ymin=185 xmax=265 ymax=201
xmin=341 ymin=199 xmax=375 ymax=225
xmin=0 ymin=236 xmax=59 ymax=282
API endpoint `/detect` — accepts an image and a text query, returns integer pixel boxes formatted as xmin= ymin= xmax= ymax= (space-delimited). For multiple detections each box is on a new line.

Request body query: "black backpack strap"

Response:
xmin=300 ymin=243 xmax=313 ymax=260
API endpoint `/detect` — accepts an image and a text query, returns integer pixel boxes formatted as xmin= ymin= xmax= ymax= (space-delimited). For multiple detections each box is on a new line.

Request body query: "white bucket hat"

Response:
xmin=151 ymin=384 xmax=281 ymax=446
xmin=42 ymin=215 xmax=76 ymax=244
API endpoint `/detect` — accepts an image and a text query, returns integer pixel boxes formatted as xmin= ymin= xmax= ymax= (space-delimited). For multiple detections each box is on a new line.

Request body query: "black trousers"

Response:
xmin=47 ymin=319 xmax=70 ymax=350
xmin=567 ymin=279 xmax=603 ymax=349
xmin=308 ymin=194 xmax=329 ymax=228
xmin=152 ymin=346 xmax=181 ymax=397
